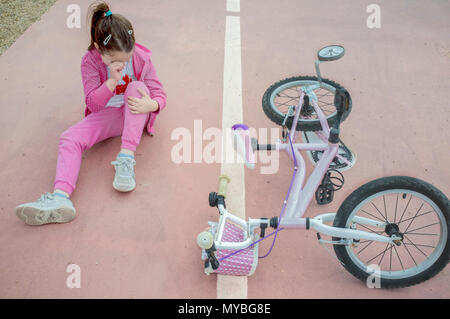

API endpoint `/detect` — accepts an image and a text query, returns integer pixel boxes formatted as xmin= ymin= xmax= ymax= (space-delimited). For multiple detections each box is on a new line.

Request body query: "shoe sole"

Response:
xmin=113 ymin=181 xmax=136 ymax=192
xmin=15 ymin=205 xmax=76 ymax=226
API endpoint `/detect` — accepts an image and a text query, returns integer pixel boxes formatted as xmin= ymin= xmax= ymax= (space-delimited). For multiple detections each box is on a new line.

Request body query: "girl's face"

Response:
xmin=94 ymin=43 xmax=134 ymax=66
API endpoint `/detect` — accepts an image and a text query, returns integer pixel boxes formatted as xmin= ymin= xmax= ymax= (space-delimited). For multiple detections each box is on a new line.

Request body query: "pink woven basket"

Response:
xmin=211 ymin=221 xmax=259 ymax=276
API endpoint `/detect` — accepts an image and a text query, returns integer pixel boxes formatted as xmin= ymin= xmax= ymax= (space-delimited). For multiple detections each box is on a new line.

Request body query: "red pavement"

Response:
xmin=0 ymin=0 xmax=449 ymax=298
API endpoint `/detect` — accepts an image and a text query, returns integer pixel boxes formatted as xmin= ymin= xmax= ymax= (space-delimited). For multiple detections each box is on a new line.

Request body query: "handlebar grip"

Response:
xmin=217 ymin=175 xmax=230 ymax=197
xmin=232 ymin=124 xmax=255 ymax=169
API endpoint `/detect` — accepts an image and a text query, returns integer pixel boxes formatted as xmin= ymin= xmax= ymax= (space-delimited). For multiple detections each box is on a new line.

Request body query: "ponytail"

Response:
xmin=87 ymin=1 xmax=135 ymax=53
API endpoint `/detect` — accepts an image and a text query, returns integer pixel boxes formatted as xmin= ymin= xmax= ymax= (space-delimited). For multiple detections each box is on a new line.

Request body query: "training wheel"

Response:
xmin=197 ymin=231 xmax=214 ymax=250
xmin=317 ymin=45 xmax=345 ymax=61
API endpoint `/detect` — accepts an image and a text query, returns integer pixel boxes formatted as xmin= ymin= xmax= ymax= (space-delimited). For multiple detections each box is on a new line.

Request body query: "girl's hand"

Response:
xmin=109 ymin=61 xmax=125 ymax=82
xmin=106 ymin=62 xmax=125 ymax=92
xmin=127 ymin=88 xmax=159 ymax=114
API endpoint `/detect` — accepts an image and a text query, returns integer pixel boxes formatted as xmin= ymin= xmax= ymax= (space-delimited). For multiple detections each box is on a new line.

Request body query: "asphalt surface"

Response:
xmin=0 ymin=0 xmax=448 ymax=298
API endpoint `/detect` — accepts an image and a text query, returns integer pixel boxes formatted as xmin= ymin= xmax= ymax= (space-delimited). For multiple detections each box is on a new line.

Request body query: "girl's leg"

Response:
xmin=110 ymin=81 xmax=150 ymax=192
xmin=54 ymin=107 xmax=124 ymax=196
xmin=121 ymin=81 xmax=151 ymax=153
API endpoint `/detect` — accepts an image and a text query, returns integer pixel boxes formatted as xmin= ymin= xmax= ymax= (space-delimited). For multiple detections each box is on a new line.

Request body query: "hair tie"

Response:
xmin=105 ymin=10 xmax=112 ymax=17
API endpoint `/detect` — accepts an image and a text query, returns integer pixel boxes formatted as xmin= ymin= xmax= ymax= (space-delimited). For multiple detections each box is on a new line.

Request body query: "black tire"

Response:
xmin=333 ymin=176 xmax=450 ymax=288
xmin=262 ymin=75 xmax=352 ymax=132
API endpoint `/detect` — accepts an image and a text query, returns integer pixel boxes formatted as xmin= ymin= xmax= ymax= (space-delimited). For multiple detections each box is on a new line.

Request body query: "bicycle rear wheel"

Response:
xmin=333 ymin=176 xmax=450 ymax=288
xmin=262 ymin=75 xmax=352 ymax=131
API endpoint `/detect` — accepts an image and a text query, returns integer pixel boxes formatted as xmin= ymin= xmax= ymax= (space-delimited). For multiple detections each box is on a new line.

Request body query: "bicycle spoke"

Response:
xmin=315 ymin=92 xmax=334 ymax=98
xmin=278 ymin=87 xmax=301 ymax=96
xmin=277 ymin=91 xmax=299 ymax=99
xmin=286 ymin=86 xmax=301 ymax=93
xmin=383 ymin=195 xmax=388 ymax=220
xmin=275 ymin=96 xmax=298 ymax=104
xmin=359 ymin=209 xmax=386 ymax=223
xmin=370 ymin=201 xmax=389 ymax=222
xmin=356 ymin=240 xmax=375 ymax=255
xmin=276 ymin=96 xmax=297 ymax=103
xmin=276 ymin=92 xmax=294 ymax=98
xmin=402 ymin=241 xmax=418 ymax=266
xmin=393 ymin=193 xmax=399 ymax=223
xmin=405 ymin=222 xmax=440 ymax=234
xmin=366 ymin=244 xmax=393 ymax=264
xmin=356 ymin=223 xmax=384 ymax=235
xmin=403 ymin=234 xmax=428 ymax=258
xmin=397 ymin=210 xmax=434 ymax=226
xmin=403 ymin=202 xmax=424 ymax=233
xmin=378 ymin=242 xmax=391 ymax=266
xmin=317 ymin=101 xmax=334 ymax=108
xmin=404 ymin=232 xmax=439 ymax=236
xmin=397 ymin=194 xmax=412 ymax=224
xmin=275 ymin=98 xmax=298 ymax=108
xmin=393 ymin=246 xmax=405 ymax=271
xmin=404 ymin=242 xmax=435 ymax=249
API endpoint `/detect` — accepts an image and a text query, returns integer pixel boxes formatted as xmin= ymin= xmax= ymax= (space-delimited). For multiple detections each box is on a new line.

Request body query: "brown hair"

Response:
xmin=87 ymin=1 xmax=135 ymax=54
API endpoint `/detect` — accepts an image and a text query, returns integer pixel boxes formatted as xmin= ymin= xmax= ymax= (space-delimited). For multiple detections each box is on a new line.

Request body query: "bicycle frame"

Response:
xmin=213 ymin=85 xmax=401 ymax=251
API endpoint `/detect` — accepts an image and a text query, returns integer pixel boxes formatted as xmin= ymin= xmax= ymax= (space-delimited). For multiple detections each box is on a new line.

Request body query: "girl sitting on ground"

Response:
xmin=15 ymin=1 xmax=167 ymax=225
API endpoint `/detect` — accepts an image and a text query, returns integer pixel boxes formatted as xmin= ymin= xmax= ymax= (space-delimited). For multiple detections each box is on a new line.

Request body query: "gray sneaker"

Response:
xmin=111 ymin=156 xmax=136 ymax=192
xmin=15 ymin=192 xmax=76 ymax=226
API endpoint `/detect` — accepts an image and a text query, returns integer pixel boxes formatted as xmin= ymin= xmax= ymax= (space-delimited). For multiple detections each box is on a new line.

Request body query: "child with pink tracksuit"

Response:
xmin=15 ymin=2 xmax=166 ymax=225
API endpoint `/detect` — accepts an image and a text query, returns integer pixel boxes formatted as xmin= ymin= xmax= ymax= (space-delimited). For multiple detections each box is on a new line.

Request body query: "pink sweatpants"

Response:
xmin=54 ymin=81 xmax=150 ymax=196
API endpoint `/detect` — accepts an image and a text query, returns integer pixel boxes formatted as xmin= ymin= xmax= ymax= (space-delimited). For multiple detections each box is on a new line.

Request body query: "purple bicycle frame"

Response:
xmin=276 ymin=90 xmax=339 ymax=229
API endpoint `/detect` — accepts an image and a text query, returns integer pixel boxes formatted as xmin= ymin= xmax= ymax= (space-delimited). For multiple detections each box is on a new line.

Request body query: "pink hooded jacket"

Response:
xmin=80 ymin=43 xmax=167 ymax=134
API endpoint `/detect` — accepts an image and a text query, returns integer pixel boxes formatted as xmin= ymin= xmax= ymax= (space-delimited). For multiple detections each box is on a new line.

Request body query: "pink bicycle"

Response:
xmin=197 ymin=45 xmax=449 ymax=288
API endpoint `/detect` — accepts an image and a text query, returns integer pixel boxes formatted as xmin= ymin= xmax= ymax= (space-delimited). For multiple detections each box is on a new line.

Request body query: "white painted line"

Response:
xmin=226 ymin=0 xmax=240 ymax=13
xmin=217 ymin=15 xmax=247 ymax=299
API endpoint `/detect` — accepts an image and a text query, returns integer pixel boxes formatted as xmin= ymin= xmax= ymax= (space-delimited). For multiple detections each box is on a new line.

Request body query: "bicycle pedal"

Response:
xmin=315 ymin=184 xmax=334 ymax=205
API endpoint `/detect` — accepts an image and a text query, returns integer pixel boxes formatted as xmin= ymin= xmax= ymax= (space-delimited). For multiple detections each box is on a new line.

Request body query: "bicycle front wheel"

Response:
xmin=333 ymin=176 xmax=450 ymax=288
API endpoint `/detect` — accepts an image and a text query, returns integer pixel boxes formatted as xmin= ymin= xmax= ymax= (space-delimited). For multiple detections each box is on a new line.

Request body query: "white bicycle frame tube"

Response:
xmin=215 ymin=204 xmax=267 ymax=250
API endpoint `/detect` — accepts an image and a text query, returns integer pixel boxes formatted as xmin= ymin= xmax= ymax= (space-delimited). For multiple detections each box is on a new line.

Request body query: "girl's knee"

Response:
xmin=128 ymin=80 xmax=145 ymax=88
xmin=60 ymin=128 xmax=74 ymax=142
xmin=125 ymin=81 xmax=149 ymax=97
xmin=59 ymin=128 xmax=86 ymax=151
